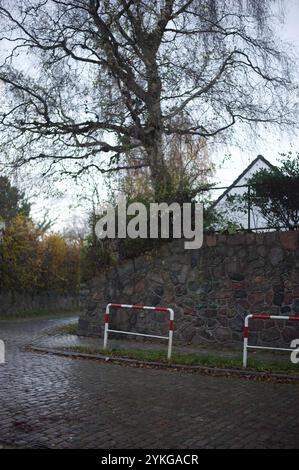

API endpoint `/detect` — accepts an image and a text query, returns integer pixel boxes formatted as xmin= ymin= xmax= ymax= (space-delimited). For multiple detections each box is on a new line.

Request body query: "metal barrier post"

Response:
xmin=168 ymin=309 xmax=174 ymax=360
xmin=103 ymin=304 xmax=175 ymax=359
xmin=243 ymin=315 xmax=250 ymax=368
xmin=103 ymin=304 xmax=110 ymax=350
xmin=243 ymin=314 xmax=299 ymax=368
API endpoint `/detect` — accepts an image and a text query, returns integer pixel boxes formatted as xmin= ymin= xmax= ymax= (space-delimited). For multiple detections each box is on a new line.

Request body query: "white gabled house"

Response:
xmin=213 ymin=155 xmax=275 ymax=230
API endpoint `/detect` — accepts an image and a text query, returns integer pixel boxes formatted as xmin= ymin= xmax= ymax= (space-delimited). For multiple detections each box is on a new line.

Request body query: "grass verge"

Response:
xmin=65 ymin=345 xmax=299 ymax=376
xmin=47 ymin=322 xmax=78 ymax=335
xmin=0 ymin=307 xmax=79 ymax=321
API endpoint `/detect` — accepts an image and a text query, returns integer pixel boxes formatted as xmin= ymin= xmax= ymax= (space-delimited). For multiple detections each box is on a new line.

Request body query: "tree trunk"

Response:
xmin=144 ymin=52 xmax=173 ymax=201
xmin=146 ymin=135 xmax=172 ymax=202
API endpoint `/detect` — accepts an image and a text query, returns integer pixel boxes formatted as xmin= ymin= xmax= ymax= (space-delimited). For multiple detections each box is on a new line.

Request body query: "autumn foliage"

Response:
xmin=0 ymin=215 xmax=81 ymax=293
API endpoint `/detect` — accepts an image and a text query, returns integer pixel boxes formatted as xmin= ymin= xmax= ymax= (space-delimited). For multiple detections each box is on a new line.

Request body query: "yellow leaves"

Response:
xmin=0 ymin=215 xmax=80 ymax=293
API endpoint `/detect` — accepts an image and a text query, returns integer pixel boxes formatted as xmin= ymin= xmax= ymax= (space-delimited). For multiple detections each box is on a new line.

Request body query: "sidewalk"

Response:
xmin=31 ymin=329 xmax=291 ymax=364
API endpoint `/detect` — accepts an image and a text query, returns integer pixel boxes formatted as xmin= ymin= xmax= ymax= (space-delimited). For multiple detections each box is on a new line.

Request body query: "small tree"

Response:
xmin=226 ymin=153 xmax=299 ymax=230
xmin=0 ymin=176 xmax=30 ymax=220
xmin=0 ymin=215 xmax=41 ymax=289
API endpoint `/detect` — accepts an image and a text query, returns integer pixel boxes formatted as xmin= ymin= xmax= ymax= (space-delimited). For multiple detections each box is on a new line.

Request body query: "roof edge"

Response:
xmin=213 ymin=155 xmax=276 ymax=207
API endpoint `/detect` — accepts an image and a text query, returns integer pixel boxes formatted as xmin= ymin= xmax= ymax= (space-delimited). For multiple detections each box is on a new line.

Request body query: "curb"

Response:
xmin=28 ymin=345 xmax=299 ymax=384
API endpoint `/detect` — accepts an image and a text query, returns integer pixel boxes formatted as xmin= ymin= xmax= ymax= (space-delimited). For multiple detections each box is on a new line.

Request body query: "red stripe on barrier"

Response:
xmin=109 ymin=303 xmax=170 ymax=313
xmin=252 ymin=315 xmax=271 ymax=320
xmin=289 ymin=316 xmax=299 ymax=321
xmin=244 ymin=327 xmax=249 ymax=338
xmin=105 ymin=314 xmax=110 ymax=324
xmin=169 ymin=320 xmax=174 ymax=331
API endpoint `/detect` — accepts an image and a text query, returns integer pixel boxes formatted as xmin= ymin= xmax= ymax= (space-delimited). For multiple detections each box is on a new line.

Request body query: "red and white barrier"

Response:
xmin=243 ymin=314 xmax=299 ymax=368
xmin=103 ymin=303 xmax=174 ymax=359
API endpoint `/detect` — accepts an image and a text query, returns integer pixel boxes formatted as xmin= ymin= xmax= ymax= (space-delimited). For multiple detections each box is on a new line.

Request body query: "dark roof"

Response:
xmin=213 ymin=155 xmax=276 ymax=207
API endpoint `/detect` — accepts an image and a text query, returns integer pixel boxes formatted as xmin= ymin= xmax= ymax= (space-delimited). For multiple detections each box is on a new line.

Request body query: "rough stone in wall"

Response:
xmin=78 ymin=232 xmax=299 ymax=348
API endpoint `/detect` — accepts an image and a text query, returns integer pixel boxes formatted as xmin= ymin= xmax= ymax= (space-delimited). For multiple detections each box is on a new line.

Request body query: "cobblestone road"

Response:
xmin=0 ymin=317 xmax=299 ymax=449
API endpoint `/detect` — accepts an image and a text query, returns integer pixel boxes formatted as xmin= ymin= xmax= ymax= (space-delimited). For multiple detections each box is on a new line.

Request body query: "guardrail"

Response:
xmin=103 ymin=303 xmax=174 ymax=359
xmin=243 ymin=314 xmax=299 ymax=368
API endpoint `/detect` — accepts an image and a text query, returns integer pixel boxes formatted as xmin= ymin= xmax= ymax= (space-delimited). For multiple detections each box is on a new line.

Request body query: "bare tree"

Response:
xmin=0 ymin=0 xmax=296 ymax=200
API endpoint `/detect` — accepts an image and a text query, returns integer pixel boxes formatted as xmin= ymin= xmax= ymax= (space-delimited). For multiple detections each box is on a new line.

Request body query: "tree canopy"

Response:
xmin=0 ymin=0 xmax=296 ymax=199
xmin=0 ymin=175 xmax=31 ymax=220
xmin=0 ymin=214 xmax=81 ymax=292
xmin=248 ymin=154 xmax=299 ymax=230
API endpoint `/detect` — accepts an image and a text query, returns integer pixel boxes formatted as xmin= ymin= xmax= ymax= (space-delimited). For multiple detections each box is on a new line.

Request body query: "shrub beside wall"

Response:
xmin=0 ymin=216 xmax=80 ymax=314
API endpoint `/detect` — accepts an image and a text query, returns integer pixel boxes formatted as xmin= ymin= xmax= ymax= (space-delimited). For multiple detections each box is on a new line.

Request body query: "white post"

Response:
xmin=103 ymin=304 xmax=110 ymax=350
xmin=243 ymin=337 xmax=248 ymax=369
xmin=168 ymin=330 xmax=173 ymax=360
xmin=168 ymin=309 xmax=174 ymax=360
xmin=243 ymin=315 xmax=251 ymax=368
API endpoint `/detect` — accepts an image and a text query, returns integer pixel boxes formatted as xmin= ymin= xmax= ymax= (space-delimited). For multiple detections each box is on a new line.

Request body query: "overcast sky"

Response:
xmin=216 ymin=0 xmax=299 ymax=189
xmin=28 ymin=0 xmax=299 ymax=231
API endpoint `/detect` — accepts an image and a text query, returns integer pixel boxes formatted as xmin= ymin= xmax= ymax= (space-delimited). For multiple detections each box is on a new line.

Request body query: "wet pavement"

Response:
xmin=0 ymin=316 xmax=299 ymax=449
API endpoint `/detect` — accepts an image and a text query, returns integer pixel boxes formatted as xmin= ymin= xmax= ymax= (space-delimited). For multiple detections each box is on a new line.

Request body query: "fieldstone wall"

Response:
xmin=79 ymin=232 xmax=299 ymax=348
xmin=0 ymin=290 xmax=78 ymax=316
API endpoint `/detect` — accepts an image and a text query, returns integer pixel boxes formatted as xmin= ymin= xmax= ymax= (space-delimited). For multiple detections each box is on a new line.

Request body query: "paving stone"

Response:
xmin=0 ymin=316 xmax=299 ymax=449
